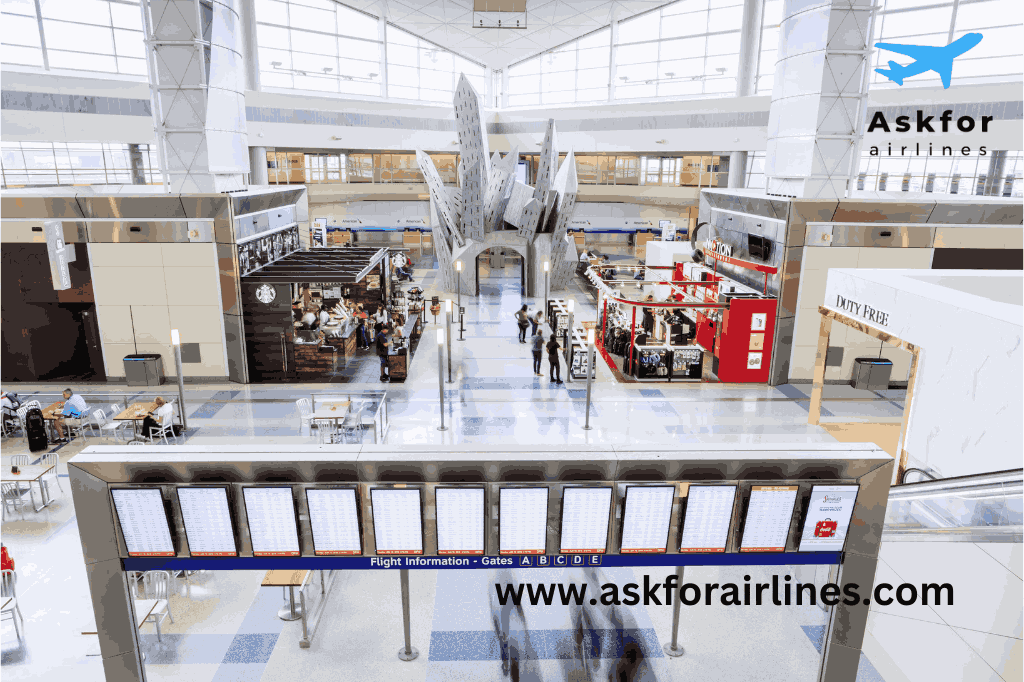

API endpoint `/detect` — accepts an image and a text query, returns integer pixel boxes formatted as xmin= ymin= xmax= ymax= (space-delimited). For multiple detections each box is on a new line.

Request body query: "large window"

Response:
xmin=855 ymin=151 xmax=1023 ymax=196
xmin=386 ymin=25 xmax=487 ymax=103
xmin=256 ymin=0 xmax=382 ymax=97
xmin=1 ymin=0 xmax=146 ymax=76
xmin=268 ymin=151 xmax=459 ymax=185
xmin=507 ymin=29 xmax=611 ymax=107
xmin=1 ymin=141 xmax=160 ymax=188
xmin=755 ymin=0 xmax=782 ymax=94
xmin=870 ymin=0 xmax=1023 ymax=89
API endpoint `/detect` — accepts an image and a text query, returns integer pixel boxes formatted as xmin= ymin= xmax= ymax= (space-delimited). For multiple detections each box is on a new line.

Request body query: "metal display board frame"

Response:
xmin=70 ymin=443 xmax=891 ymax=682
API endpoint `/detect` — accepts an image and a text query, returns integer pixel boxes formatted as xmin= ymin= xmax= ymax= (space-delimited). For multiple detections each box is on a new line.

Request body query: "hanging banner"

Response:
xmin=45 ymin=220 xmax=72 ymax=291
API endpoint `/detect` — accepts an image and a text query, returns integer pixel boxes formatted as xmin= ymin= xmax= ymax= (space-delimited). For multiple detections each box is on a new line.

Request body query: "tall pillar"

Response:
xmin=764 ymin=0 xmax=875 ymax=199
xmin=728 ymin=0 xmax=764 ymax=189
xmin=128 ymin=144 xmax=147 ymax=185
xmin=249 ymin=146 xmax=269 ymax=185
xmin=141 ymin=0 xmax=250 ymax=193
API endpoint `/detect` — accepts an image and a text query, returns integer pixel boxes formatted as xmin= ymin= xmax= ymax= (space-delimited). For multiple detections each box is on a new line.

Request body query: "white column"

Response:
xmin=728 ymin=0 xmax=764 ymax=189
xmin=250 ymin=146 xmax=269 ymax=185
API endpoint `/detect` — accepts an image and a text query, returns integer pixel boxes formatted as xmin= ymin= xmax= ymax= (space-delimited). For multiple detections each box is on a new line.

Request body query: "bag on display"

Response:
xmin=814 ymin=519 xmax=838 ymax=538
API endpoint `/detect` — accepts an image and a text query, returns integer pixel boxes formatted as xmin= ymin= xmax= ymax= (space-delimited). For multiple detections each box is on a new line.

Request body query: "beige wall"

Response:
xmin=89 ymin=242 xmax=227 ymax=379
xmin=789 ymin=246 xmax=934 ymax=383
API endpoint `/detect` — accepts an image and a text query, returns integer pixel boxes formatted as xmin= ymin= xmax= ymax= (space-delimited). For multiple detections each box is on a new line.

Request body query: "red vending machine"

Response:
xmin=714 ymin=294 xmax=776 ymax=382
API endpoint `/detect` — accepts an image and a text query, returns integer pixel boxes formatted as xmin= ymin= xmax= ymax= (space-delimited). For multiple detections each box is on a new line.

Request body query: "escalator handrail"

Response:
xmin=889 ymin=467 xmax=1022 ymax=498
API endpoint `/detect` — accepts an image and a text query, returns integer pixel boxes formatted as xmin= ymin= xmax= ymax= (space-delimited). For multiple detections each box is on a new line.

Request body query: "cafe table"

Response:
xmin=1 ymin=462 xmax=57 ymax=512
xmin=112 ymin=402 xmax=158 ymax=443
xmin=40 ymin=401 xmax=64 ymax=441
xmin=262 ymin=570 xmax=309 ymax=621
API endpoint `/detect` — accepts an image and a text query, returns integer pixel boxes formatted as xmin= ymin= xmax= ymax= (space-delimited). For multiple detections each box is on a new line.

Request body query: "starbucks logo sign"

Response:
xmin=256 ymin=284 xmax=276 ymax=304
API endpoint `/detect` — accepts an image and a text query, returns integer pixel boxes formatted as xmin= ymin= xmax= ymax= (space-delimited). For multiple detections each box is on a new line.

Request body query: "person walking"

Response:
xmin=514 ymin=305 xmax=529 ymax=343
xmin=546 ymin=333 xmax=562 ymax=383
xmin=531 ymin=329 xmax=544 ymax=376
xmin=375 ymin=326 xmax=390 ymax=381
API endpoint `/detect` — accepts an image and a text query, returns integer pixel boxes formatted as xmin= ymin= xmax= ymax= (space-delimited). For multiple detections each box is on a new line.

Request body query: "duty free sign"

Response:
xmin=834 ymin=295 xmax=890 ymax=327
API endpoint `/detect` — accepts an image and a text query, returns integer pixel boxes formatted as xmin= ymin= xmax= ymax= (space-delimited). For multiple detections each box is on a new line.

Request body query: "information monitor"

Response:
xmin=242 ymin=487 xmax=301 ymax=556
xmin=499 ymin=487 xmax=548 ymax=555
xmin=111 ymin=488 xmax=175 ymax=557
xmin=305 ymin=488 xmax=363 ymax=556
xmin=370 ymin=488 xmax=423 ymax=555
xmin=678 ymin=485 xmax=736 ymax=553
xmin=176 ymin=487 xmax=237 ymax=556
xmin=619 ymin=485 xmax=675 ymax=553
xmin=740 ymin=485 xmax=799 ymax=552
xmin=798 ymin=485 xmax=860 ymax=552
xmin=435 ymin=487 xmax=484 ymax=555
xmin=560 ymin=486 xmax=612 ymax=554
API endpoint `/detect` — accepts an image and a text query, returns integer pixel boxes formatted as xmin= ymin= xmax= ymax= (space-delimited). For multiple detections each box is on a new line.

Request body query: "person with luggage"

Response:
xmin=531 ymin=329 xmax=544 ymax=376
xmin=546 ymin=333 xmax=563 ymax=383
xmin=514 ymin=305 xmax=529 ymax=343
xmin=53 ymin=388 xmax=89 ymax=443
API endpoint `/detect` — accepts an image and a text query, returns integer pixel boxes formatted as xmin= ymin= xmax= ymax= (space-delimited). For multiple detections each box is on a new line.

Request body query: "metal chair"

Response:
xmin=297 ymin=399 xmax=318 ymax=436
xmin=2 ymin=483 xmax=32 ymax=521
xmin=340 ymin=406 xmax=363 ymax=444
xmin=1 ymin=570 xmax=25 ymax=641
xmin=139 ymin=570 xmax=174 ymax=641
xmin=95 ymin=407 xmax=131 ymax=442
xmin=11 ymin=455 xmax=29 ymax=467
xmin=317 ymin=419 xmax=337 ymax=445
xmin=40 ymin=453 xmax=63 ymax=498
xmin=147 ymin=401 xmax=179 ymax=444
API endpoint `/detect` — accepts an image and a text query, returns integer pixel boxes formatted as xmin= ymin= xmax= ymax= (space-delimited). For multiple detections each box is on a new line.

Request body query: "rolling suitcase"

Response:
xmin=25 ymin=407 xmax=48 ymax=452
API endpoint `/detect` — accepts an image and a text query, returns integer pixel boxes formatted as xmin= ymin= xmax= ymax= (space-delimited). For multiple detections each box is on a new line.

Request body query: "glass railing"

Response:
xmin=884 ymin=469 xmax=1023 ymax=542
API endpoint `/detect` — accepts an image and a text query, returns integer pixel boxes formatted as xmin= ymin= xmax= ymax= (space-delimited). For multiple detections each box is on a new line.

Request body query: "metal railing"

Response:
xmin=884 ymin=469 xmax=1023 ymax=542
xmin=297 ymin=569 xmax=337 ymax=649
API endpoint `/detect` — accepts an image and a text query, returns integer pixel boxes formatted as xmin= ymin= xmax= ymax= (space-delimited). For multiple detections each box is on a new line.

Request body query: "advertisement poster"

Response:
xmin=799 ymin=485 xmax=860 ymax=552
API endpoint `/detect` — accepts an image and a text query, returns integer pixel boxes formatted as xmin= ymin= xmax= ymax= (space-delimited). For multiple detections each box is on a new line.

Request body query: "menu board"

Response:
xmin=176 ymin=487 xmax=237 ymax=557
xmin=499 ymin=487 xmax=548 ymax=555
xmin=435 ymin=487 xmax=485 ymax=555
xmin=111 ymin=488 xmax=175 ymax=557
xmin=799 ymin=485 xmax=859 ymax=552
xmin=560 ymin=487 xmax=613 ymax=554
xmin=679 ymin=485 xmax=736 ymax=553
xmin=740 ymin=485 xmax=799 ymax=552
xmin=242 ymin=487 xmax=301 ymax=557
xmin=305 ymin=488 xmax=363 ymax=556
xmin=370 ymin=488 xmax=423 ymax=555
xmin=620 ymin=485 xmax=675 ymax=554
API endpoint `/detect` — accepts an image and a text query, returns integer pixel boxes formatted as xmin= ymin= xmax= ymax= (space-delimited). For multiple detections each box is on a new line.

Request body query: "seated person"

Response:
xmin=1 ymin=391 xmax=21 ymax=425
xmin=53 ymin=388 xmax=89 ymax=443
xmin=141 ymin=397 xmax=174 ymax=439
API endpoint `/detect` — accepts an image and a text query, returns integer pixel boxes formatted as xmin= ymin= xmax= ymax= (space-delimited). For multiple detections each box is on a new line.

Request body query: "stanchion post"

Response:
xmin=436 ymin=328 xmax=447 ymax=431
xmin=564 ymin=300 xmax=574 ymax=383
xmin=543 ymin=260 xmax=549 ymax=311
xmin=397 ymin=569 xmax=419 ymax=661
xmin=445 ymin=300 xmax=453 ymax=384
xmin=170 ymin=329 xmax=187 ymax=432
xmin=456 ymin=260 xmax=464 ymax=339
xmin=583 ymin=328 xmax=595 ymax=430
xmin=663 ymin=565 xmax=685 ymax=657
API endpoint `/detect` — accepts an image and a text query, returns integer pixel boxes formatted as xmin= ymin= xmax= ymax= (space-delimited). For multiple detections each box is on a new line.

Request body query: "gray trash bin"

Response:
xmin=124 ymin=354 xmax=164 ymax=387
xmin=852 ymin=358 xmax=893 ymax=391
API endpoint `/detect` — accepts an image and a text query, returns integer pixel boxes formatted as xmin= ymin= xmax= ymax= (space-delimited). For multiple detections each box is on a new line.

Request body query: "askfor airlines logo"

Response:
xmin=874 ymin=33 xmax=983 ymax=89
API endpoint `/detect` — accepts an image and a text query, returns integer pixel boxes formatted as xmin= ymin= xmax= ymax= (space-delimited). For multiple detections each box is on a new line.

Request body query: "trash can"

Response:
xmin=851 ymin=358 xmax=893 ymax=391
xmin=123 ymin=354 xmax=164 ymax=387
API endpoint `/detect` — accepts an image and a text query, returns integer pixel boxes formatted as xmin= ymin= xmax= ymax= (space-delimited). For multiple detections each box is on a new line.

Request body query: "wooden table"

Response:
xmin=263 ymin=570 xmax=310 ymax=621
xmin=40 ymin=401 xmax=64 ymax=440
xmin=113 ymin=402 xmax=158 ymax=442
xmin=1 ymin=463 xmax=56 ymax=512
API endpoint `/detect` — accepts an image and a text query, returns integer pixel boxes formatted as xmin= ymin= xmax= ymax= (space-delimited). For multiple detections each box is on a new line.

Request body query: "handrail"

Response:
xmin=899 ymin=467 xmax=938 ymax=484
xmin=890 ymin=468 xmax=1022 ymax=496
xmin=298 ymin=569 xmax=337 ymax=649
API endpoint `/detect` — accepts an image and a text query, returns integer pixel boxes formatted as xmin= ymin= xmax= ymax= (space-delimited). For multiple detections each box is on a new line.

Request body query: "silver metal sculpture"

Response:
xmin=418 ymin=74 xmax=579 ymax=298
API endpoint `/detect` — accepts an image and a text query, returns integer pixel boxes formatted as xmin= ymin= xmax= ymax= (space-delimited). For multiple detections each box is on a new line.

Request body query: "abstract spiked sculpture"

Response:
xmin=417 ymin=74 xmax=579 ymax=298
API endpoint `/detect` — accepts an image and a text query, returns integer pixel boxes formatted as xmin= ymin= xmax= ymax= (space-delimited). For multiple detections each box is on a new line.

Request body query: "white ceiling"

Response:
xmin=343 ymin=0 xmax=672 ymax=69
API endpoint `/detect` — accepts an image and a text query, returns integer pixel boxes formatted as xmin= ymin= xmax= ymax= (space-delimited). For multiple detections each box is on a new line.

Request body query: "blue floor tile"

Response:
xmin=220 ymin=633 xmax=280 ymax=664
xmin=428 ymin=628 xmax=663 ymax=661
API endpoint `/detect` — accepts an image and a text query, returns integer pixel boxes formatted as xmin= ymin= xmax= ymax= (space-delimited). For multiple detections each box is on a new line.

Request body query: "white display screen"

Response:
xmin=176 ymin=487 xmax=236 ymax=557
xmin=242 ymin=487 xmax=301 ymax=557
xmin=620 ymin=485 xmax=675 ymax=554
xmin=679 ymin=485 xmax=736 ymax=553
xmin=435 ymin=487 xmax=485 ymax=555
xmin=306 ymin=488 xmax=362 ymax=556
xmin=499 ymin=487 xmax=548 ymax=555
xmin=799 ymin=485 xmax=860 ymax=552
xmin=740 ymin=485 xmax=799 ymax=552
xmin=370 ymin=488 xmax=423 ymax=555
xmin=111 ymin=488 xmax=175 ymax=557
xmin=560 ymin=487 xmax=612 ymax=554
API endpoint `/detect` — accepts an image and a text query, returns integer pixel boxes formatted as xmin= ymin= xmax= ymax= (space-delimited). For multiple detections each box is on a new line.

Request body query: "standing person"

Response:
xmin=53 ymin=388 xmax=89 ymax=443
xmin=514 ymin=305 xmax=529 ymax=343
xmin=318 ymin=305 xmax=331 ymax=327
xmin=531 ymin=329 xmax=544 ymax=376
xmin=375 ymin=325 xmax=390 ymax=382
xmin=529 ymin=309 xmax=545 ymax=337
xmin=546 ymin=333 xmax=562 ymax=384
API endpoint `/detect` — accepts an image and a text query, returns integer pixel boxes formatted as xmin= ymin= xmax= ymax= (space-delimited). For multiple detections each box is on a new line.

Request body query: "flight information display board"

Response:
xmin=740 ymin=485 xmax=799 ymax=552
xmin=176 ymin=487 xmax=237 ymax=557
xmin=435 ymin=487 xmax=485 ymax=555
xmin=111 ymin=488 xmax=175 ymax=557
xmin=305 ymin=488 xmax=363 ymax=556
xmin=799 ymin=485 xmax=860 ymax=552
xmin=679 ymin=485 xmax=736 ymax=553
xmin=370 ymin=488 xmax=423 ymax=555
xmin=560 ymin=487 xmax=613 ymax=554
xmin=499 ymin=487 xmax=548 ymax=555
xmin=242 ymin=487 xmax=301 ymax=557
xmin=620 ymin=485 xmax=675 ymax=554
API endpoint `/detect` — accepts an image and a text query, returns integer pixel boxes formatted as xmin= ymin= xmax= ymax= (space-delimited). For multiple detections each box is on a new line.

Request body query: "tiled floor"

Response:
xmin=0 ymin=255 xmax=950 ymax=682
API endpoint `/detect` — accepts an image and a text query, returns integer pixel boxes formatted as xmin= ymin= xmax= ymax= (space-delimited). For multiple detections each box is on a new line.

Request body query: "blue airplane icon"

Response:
xmin=874 ymin=33 xmax=983 ymax=89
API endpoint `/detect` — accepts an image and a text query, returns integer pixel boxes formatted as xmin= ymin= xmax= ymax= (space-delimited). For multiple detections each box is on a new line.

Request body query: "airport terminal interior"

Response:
xmin=0 ymin=0 xmax=1022 ymax=681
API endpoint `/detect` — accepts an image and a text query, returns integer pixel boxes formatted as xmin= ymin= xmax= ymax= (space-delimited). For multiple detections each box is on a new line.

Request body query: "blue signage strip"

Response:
xmin=123 ymin=552 xmax=840 ymax=572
